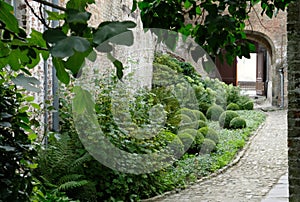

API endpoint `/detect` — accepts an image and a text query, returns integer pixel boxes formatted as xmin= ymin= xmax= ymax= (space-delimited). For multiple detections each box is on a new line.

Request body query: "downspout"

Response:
xmin=51 ymin=0 xmax=60 ymax=132
xmin=279 ymin=68 xmax=284 ymax=108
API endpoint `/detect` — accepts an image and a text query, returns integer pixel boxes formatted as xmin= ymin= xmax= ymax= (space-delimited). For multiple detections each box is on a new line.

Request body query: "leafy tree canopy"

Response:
xmin=0 ymin=0 xmax=294 ymax=84
xmin=134 ymin=0 xmax=293 ymax=64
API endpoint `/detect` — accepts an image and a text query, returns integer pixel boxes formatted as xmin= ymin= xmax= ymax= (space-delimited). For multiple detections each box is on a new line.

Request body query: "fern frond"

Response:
xmin=69 ymin=152 xmax=92 ymax=171
xmin=58 ymin=180 xmax=89 ymax=191
xmin=58 ymin=174 xmax=85 ymax=185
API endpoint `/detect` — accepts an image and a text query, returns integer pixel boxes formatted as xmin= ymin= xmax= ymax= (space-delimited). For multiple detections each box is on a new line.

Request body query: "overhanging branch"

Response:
xmin=31 ymin=0 xmax=66 ymax=11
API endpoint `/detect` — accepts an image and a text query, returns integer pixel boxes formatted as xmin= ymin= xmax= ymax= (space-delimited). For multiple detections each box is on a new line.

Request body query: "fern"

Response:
xmin=58 ymin=174 xmax=85 ymax=185
xmin=58 ymin=180 xmax=89 ymax=191
xmin=69 ymin=152 xmax=92 ymax=171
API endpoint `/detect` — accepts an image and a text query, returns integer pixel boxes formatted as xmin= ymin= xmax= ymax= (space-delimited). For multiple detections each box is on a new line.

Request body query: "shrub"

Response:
xmin=226 ymin=103 xmax=240 ymax=110
xmin=229 ymin=117 xmax=247 ymax=129
xmin=219 ymin=110 xmax=239 ymax=129
xmin=0 ymin=77 xmax=38 ymax=201
xmin=192 ymin=110 xmax=207 ymax=122
xmin=178 ymin=129 xmax=197 ymax=137
xmin=242 ymin=101 xmax=254 ymax=110
xmin=177 ymin=133 xmax=194 ymax=151
xmin=198 ymin=120 xmax=207 ymax=129
xmin=199 ymin=138 xmax=216 ymax=154
xmin=206 ymin=104 xmax=224 ymax=121
xmin=159 ymin=131 xmax=184 ymax=158
xmin=198 ymin=127 xmax=219 ymax=144
xmin=189 ymin=130 xmax=205 ymax=153
xmin=178 ymin=108 xmax=197 ymax=121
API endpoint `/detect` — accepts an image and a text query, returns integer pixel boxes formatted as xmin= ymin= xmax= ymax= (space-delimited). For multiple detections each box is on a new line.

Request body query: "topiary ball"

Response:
xmin=178 ymin=108 xmax=197 ymax=121
xmin=229 ymin=117 xmax=247 ymax=129
xmin=206 ymin=104 xmax=224 ymax=121
xmin=198 ymin=120 xmax=207 ymax=129
xmin=188 ymin=130 xmax=205 ymax=154
xmin=198 ymin=127 xmax=219 ymax=144
xmin=242 ymin=101 xmax=254 ymax=110
xmin=177 ymin=133 xmax=194 ymax=151
xmin=226 ymin=103 xmax=240 ymax=111
xmin=219 ymin=110 xmax=239 ymax=129
xmin=178 ymin=128 xmax=197 ymax=137
xmin=199 ymin=138 xmax=216 ymax=154
xmin=192 ymin=110 xmax=207 ymax=122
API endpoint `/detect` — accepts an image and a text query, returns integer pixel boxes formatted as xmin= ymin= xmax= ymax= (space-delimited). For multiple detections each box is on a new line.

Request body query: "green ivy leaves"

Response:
xmin=0 ymin=1 xmax=19 ymax=33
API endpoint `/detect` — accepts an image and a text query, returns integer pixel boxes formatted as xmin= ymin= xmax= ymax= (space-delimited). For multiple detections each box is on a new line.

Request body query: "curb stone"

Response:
xmin=142 ymin=111 xmax=268 ymax=202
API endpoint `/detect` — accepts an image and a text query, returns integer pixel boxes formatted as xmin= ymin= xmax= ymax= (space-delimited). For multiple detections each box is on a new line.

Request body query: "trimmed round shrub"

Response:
xmin=198 ymin=127 xmax=219 ymax=144
xmin=178 ymin=108 xmax=197 ymax=121
xmin=192 ymin=110 xmax=207 ymax=122
xmin=159 ymin=132 xmax=184 ymax=158
xmin=177 ymin=133 xmax=194 ymax=151
xmin=242 ymin=101 xmax=254 ymax=110
xmin=189 ymin=130 xmax=205 ymax=154
xmin=178 ymin=128 xmax=197 ymax=137
xmin=206 ymin=104 xmax=224 ymax=121
xmin=198 ymin=120 xmax=207 ymax=129
xmin=226 ymin=103 xmax=240 ymax=111
xmin=229 ymin=117 xmax=247 ymax=129
xmin=199 ymin=138 xmax=216 ymax=154
xmin=219 ymin=110 xmax=239 ymax=129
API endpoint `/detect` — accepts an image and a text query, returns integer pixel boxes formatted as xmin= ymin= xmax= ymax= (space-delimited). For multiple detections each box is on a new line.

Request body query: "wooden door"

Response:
xmin=215 ymin=57 xmax=237 ymax=86
xmin=256 ymin=52 xmax=265 ymax=95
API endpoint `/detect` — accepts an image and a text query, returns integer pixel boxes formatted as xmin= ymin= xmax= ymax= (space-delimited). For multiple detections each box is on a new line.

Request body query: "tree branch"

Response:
xmin=31 ymin=0 xmax=66 ymax=11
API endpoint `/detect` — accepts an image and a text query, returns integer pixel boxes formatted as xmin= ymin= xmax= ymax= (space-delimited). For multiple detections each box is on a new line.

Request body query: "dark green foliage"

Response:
xmin=199 ymin=139 xmax=216 ymax=154
xmin=198 ymin=127 xmax=219 ymax=144
xmin=177 ymin=133 xmax=194 ymax=151
xmin=198 ymin=120 xmax=207 ymax=129
xmin=229 ymin=117 xmax=247 ymax=129
xmin=219 ymin=110 xmax=239 ymax=129
xmin=0 ymin=75 xmax=37 ymax=201
xmin=178 ymin=108 xmax=198 ymax=121
xmin=242 ymin=101 xmax=254 ymax=110
xmin=206 ymin=104 xmax=225 ymax=121
xmin=192 ymin=110 xmax=207 ymax=122
xmin=226 ymin=103 xmax=240 ymax=111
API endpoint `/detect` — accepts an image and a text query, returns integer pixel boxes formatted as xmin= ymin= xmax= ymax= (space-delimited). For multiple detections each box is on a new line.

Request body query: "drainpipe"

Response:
xmin=51 ymin=0 xmax=60 ymax=132
xmin=279 ymin=68 xmax=284 ymax=108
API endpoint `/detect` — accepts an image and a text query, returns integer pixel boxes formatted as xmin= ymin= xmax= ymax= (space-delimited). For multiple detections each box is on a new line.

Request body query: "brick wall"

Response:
xmin=287 ymin=1 xmax=300 ymax=200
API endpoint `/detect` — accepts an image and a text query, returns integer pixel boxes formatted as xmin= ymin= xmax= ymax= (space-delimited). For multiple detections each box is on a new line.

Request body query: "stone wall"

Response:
xmin=246 ymin=3 xmax=288 ymax=106
xmin=287 ymin=1 xmax=300 ymax=200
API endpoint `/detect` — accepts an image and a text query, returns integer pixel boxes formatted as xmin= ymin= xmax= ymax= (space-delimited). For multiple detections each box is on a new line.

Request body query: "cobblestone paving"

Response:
xmin=155 ymin=110 xmax=288 ymax=202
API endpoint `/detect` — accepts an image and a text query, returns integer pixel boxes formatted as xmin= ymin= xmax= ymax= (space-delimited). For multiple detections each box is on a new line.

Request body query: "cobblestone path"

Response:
xmin=154 ymin=110 xmax=288 ymax=202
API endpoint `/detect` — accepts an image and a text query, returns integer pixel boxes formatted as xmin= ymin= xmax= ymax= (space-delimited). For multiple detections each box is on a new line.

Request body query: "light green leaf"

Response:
xmin=73 ymin=86 xmax=95 ymax=114
xmin=46 ymin=10 xmax=65 ymax=20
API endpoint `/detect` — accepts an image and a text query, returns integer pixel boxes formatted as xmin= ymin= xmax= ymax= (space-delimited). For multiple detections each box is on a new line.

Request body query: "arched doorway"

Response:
xmin=215 ymin=31 xmax=275 ymax=100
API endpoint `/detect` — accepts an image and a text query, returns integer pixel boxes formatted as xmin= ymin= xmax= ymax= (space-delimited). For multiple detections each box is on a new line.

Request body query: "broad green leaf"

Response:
xmin=93 ymin=21 xmax=136 ymax=45
xmin=66 ymin=10 xmax=91 ymax=24
xmin=0 ymin=41 xmax=10 ymax=57
xmin=65 ymin=51 xmax=86 ymax=75
xmin=50 ymin=38 xmax=74 ymax=58
xmin=107 ymin=53 xmax=124 ymax=80
xmin=87 ymin=50 xmax=97 ymax=62
xmin=51 ymin=36 xmax=90 ymax=58
xmin=31 ymin=103 xmax=41 ymax=110
xmin=53 ymin=57 xmax=70 ymax=84
xmin=12 ymin=74 xmax=41 ymax=92
xmin=46 ymin=10 xmax=65 ymax=20
xmin=0 ymin=1 xmax=19 ymax=33
xmin=28 ymin=29 xmax=47 ymax=48
xmin=43 ymin=29 xmax=67 ymax=43
xmin=71 ymin=36 xmax=90 ymax=52
xmin=108 ymin=31 xmax=134 ymax=46
xmin=73 ymin=86 xmax=95 ymax=114
xmin=196 ymin=7 xmax=202 ymax=15
xmin=66 ymin=0 xmax=95 ymax=11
